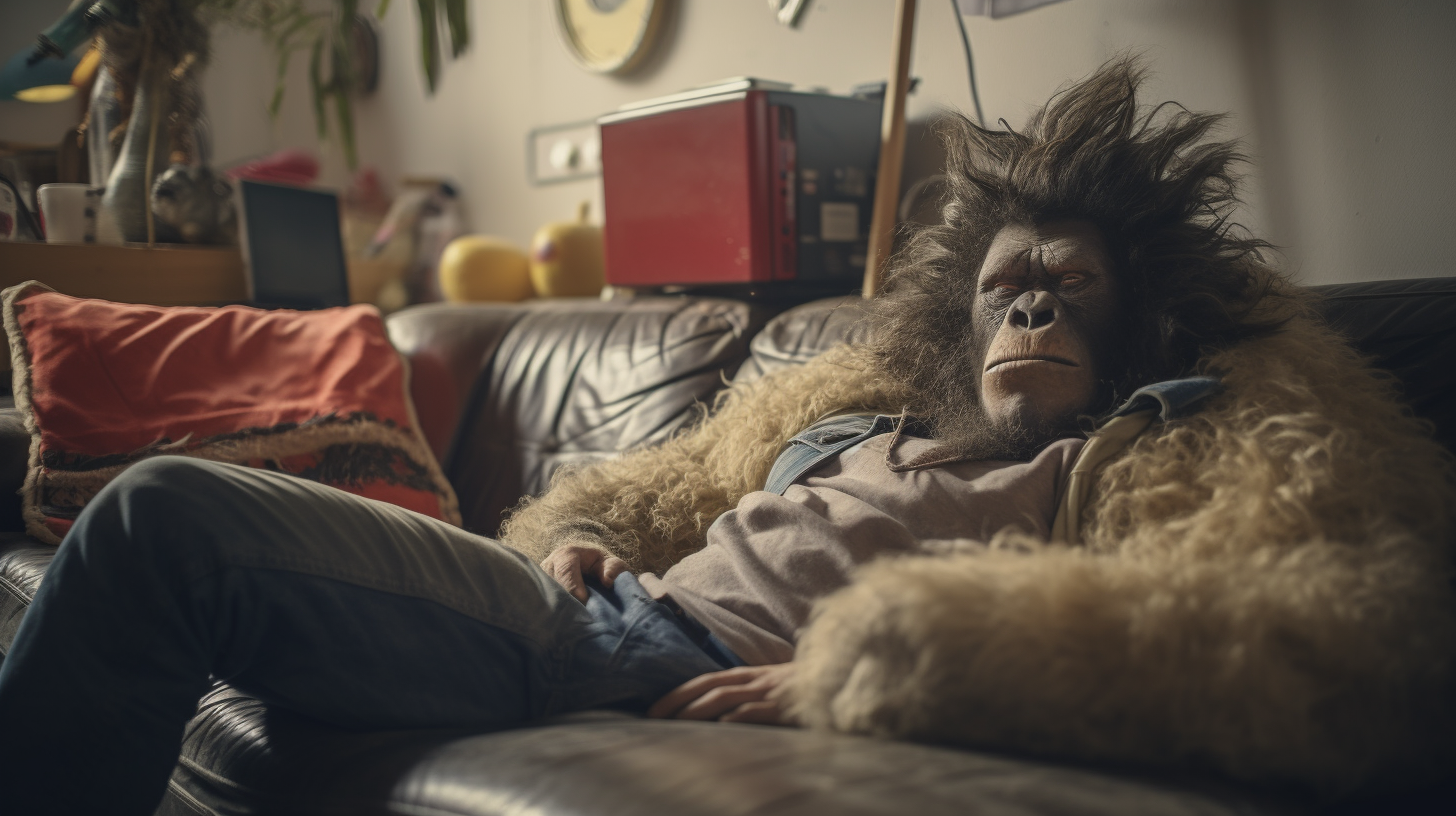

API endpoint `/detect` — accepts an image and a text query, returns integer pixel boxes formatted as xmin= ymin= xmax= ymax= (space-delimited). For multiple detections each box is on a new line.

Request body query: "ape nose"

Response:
xmin=1008 ymin=290 xmax=1058 ymax=331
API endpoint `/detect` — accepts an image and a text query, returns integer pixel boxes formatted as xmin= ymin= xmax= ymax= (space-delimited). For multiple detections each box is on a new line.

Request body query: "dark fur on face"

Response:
xmin=871 ymin=57 xmax=1285 ymax=458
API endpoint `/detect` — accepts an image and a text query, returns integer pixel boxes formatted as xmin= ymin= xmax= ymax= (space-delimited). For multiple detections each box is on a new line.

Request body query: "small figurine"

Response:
xmin=149 ymin=164 xmax=235 ymax=245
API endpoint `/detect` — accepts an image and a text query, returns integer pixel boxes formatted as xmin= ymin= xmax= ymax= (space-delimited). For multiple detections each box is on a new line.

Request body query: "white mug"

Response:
xmin=37 ymin=183 xmax=102 ymax=244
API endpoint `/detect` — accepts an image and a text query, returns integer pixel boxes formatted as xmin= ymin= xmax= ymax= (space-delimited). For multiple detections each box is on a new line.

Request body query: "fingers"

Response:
xmin=543 ymin=547 xmax=591 ymax=603
xmin=720 ymin=700 xmax=790 ymax=726
xmin=647 ymin=665 xmax=790 ymax=722
xmin=673 ymin=684 xmax=773 ymax=722
xmin=557 ymin=560 xmax=588 ymax=603
xmin=592 ymin=556 xmax=630 ymax=588
xmin=647 ymin=668 xmax=752 ymax=719
xmin=544 ymin=546 xmax=634 ymax=602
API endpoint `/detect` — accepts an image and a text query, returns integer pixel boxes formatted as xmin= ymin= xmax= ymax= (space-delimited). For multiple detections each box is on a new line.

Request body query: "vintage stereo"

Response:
xmin=598 ymin=79 xmax=881 ymax=290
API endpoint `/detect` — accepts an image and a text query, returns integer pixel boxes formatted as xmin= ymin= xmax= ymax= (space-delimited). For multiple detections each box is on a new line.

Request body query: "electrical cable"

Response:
xmin=949 ymin=0 xmax=986 ymax=127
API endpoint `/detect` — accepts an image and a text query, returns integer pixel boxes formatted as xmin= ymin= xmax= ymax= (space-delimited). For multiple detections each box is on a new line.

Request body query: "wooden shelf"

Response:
xmin=0 ymin=242 xmax=248 ymax=306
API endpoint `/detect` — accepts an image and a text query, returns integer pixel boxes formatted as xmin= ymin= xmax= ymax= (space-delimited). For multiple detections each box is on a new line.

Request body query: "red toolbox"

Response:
xmin=599 ymin=79 xmax=881 ymax=290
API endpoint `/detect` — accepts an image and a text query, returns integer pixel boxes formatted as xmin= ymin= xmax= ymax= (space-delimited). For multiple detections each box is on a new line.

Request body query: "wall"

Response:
xmin=0 ymin=0 xmax=90 ymax=144
xmin=4 ymin=0 xmax=1454 ymax=285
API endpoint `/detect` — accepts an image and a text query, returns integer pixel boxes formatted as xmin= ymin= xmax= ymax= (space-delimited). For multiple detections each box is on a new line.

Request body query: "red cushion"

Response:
xmin=3 ymin=282 xmax=460 ymax=544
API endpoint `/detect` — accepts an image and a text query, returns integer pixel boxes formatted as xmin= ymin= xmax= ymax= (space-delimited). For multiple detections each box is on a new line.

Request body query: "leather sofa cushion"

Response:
xmin=0 ymin=534 xmax=47 ymax=660
xmin=1313 ymin=278 xmax=1456 ymax=455
xmin=155 ymin=683 xmax=1281 ymax=816
xmin=442 ymin=297 xmax=771 ymax=536
xmin=733 ymin=295 xmax=871 ymax=384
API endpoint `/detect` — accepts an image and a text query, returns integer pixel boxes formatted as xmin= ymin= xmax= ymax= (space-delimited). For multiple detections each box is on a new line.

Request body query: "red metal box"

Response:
xmin=599 ymin=80 xmax=880 ymax=289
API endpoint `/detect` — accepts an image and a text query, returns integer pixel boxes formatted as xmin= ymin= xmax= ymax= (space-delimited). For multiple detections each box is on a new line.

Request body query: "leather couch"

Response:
xmin=1 ymin=278 xmax=1453 ymax=815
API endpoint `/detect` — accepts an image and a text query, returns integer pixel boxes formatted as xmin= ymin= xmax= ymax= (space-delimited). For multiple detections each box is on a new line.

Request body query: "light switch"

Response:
xmin=529 ymin=121 xmax=602 ymax=184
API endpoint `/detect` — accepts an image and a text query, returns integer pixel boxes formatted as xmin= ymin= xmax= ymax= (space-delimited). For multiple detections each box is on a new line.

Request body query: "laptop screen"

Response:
xmin=236 ymin=179 xmax=352 ymax=310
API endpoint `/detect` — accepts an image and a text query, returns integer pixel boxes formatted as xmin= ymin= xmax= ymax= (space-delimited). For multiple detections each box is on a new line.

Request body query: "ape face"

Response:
xmin=973 ymin=220 xmax=1119 ymax=434
xmin=872 ymin=218 xmax=1125 ymax=460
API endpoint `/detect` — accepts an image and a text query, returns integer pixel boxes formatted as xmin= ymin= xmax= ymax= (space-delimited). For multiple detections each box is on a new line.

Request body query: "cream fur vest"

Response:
xmin=791 ymin=315 xmax=1456 ymax=796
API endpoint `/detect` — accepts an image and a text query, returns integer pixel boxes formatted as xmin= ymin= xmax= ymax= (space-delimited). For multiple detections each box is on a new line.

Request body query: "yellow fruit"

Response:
xmin=438 ymin=236 xmax=534 ymax=302
xmin=529 ymin=202 xmax=604 ymax=298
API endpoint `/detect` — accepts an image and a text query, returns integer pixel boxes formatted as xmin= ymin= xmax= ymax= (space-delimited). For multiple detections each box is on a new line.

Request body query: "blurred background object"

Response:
xmin=150 ymin=164 xmax=234 ymax=244
xmin=226 ymin=149 xmax=320 ymax=187
xmin=2 ymin=1 xmax=1453 ymax=284
xmin=364 ymin=178 xmax=464 ymax=306
xmin=0 ymin=42 xmax=88 ymax=103
xmin=438 ymin=235 xmax=533 ymax=303
xmin=529 ymin=201 xmax=603 ymax=298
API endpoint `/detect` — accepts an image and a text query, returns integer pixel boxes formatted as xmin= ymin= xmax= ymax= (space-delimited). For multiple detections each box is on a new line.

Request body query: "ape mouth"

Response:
xmin=984 ymin=356 xmax=1080 ymax=373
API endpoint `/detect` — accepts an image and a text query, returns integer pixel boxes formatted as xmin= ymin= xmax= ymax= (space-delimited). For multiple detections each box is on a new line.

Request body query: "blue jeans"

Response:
xmin=0 ymin=457 xmax=731 ymax=815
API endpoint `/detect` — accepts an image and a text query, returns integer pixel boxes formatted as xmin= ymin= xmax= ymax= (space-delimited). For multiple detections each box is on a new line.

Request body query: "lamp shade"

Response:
xmin=0 ymin=48 xmax=81 ymax=103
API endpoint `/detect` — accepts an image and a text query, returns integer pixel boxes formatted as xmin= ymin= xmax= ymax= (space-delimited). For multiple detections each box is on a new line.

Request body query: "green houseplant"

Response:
xmin=212 ymin=0 xmax=470 ymax=168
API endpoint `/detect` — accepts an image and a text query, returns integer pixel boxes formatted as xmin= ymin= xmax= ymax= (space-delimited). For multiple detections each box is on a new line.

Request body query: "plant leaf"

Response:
xmin=415 ymin=0 xmax=440 ymax=93
xmin=269 ymin=47 xmax=292 ymax=118
xmin=334 ymin=82 xmax=357 ymax=169
xmin=309 ymin=36 xmax=328 ymax=140
xmin=444 ymin=0 xmax=468 ymax=57
xmin=277 ymin=8 xmax=317 ymax=48
xmin=336 ymin=0 xmax=360 ymax=90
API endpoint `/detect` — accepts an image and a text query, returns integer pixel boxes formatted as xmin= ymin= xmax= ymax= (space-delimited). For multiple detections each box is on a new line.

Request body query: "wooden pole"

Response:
xmin=861 ymin=0 xmax=917 ymax=299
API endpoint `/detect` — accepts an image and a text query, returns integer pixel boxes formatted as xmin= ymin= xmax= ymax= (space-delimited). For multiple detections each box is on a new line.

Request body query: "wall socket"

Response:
xmin=528 ymin=120 xmax=602 ymax=185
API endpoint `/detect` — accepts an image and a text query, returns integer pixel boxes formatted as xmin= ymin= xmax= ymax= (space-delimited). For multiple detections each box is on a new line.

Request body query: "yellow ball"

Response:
xmin=530 ymin=202 xmax=605 ymax=298
xmin=529 ymin=222 xmax=604 ymax=298
xmin=438 ymin=236 xmax=534 ymax=302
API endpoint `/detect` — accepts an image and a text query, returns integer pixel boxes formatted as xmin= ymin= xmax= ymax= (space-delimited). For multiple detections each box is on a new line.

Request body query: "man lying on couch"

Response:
xmin=1 ymin=59 xmax=1452 ymax=815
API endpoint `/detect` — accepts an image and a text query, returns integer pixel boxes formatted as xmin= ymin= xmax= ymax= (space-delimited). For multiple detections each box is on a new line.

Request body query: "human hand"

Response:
xmin=647 ymin=663 xmax=797 ymax=725
xmin=542 ymin=544 xmax=629 ymax=602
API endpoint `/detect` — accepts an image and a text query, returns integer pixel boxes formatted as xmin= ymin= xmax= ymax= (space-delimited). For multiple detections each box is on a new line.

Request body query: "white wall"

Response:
xmin=5 ymin=0 xmax=1454 ymax=285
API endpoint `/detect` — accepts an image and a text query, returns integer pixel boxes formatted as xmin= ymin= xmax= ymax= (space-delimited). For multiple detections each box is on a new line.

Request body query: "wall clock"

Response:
xmin=555 ymin=0 xmax=668 ymax=74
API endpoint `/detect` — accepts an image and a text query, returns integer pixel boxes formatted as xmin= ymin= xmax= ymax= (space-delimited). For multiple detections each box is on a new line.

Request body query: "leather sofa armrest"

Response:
xmin=386 ymin=303 xmax=539 ymax=464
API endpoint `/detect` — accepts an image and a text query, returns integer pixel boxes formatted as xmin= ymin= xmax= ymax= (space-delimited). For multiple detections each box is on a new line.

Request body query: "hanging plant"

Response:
xmin=204 ymin=0 xmax=470 ymax=167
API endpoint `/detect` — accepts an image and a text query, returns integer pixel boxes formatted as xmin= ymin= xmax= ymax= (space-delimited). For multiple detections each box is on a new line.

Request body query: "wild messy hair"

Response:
xmin=873 ymin=56 xmax=1289 ymax=415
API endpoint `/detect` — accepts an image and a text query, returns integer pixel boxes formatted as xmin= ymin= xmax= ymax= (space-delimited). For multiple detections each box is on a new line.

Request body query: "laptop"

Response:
xmin=235 ymin=179 xmax=352 ymax=310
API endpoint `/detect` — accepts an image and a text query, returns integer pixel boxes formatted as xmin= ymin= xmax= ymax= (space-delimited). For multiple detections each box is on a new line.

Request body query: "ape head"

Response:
xmin=872 ymin=57 xmax=1284 ymax=460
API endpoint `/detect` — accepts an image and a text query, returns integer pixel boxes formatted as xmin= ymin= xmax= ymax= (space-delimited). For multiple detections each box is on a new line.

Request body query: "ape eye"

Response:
xmin=1059 ymin=272 xmax=1086 ymax=287
xmin=991 ymin=282 xmax=1019 ymax=294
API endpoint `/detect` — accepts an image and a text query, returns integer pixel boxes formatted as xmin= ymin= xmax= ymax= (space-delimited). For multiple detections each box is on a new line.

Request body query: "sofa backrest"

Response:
xmin=387 ymin=278 xmax=1456 ymax=537
xmin=1313 ymin=278 xmax=1456 ymax=455
xmin=732 ymin=278 xmax=1456 ymax=455
xmin=0 ymin=278 xmax=1446 ymax=540
xmin=389 ymin=297 xmax=773 ymax=535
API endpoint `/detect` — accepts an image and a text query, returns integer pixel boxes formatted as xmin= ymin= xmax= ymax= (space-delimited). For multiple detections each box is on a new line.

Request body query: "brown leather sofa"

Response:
xmin=1 ymin=278 xmax=1453 ymax=815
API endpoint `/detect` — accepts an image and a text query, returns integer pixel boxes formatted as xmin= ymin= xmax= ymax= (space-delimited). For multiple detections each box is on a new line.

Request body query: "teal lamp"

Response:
xmin=0 ymin=49 xmax=83 ymax=103
xmin=0 ymin=0 xmax=121 ymax=102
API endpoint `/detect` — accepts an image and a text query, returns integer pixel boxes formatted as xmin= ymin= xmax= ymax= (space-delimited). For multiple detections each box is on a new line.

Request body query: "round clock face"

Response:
xmin=555 ymin=0 xmax=667 ymax=74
